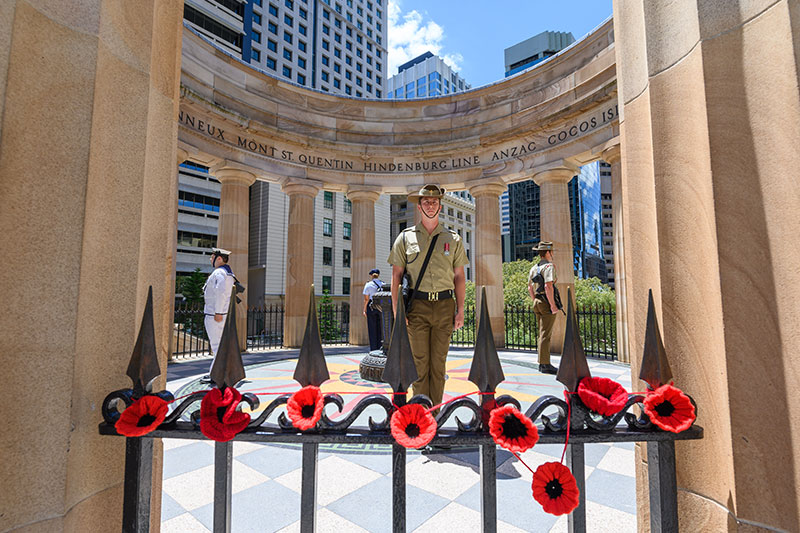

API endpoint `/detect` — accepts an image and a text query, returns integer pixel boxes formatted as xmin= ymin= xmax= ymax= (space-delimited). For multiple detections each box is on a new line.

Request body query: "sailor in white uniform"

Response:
xmin=203 ymin=247 xmax=235 ymax=372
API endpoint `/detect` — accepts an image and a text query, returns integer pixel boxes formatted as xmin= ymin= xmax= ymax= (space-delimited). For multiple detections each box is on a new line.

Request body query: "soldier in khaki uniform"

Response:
xmin=388 ymin=185 xmax=468 ymax=408
xmin=528 ymin=241 xmax=561 ymax=374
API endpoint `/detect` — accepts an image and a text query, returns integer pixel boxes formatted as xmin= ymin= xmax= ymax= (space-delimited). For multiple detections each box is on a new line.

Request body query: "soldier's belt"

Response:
xmin=412 ymin=289 xmax=454 ymax=301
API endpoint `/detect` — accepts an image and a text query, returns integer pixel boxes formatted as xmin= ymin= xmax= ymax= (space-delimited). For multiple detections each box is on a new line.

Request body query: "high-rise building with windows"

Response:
xmin=386 ymin=52 xmax=471 ymax=99
xmin=504 ymin=30 xmax=575 ymax=77
xmin=600 ymin=170 xmax=615 ymax=288
xmin=185 ymin=0 xmax=387 ymax=97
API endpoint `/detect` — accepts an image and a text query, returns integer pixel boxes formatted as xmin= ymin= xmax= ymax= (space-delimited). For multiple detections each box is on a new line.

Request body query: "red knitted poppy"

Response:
xmin=200 ymin=387 xmax=251 ymax=442
xmin=643 ymin=384 xmax=696 ymax=433
xmin=115 ymin=395 xmax=169 ymax=437
xmin=532 ymin=461 xmax=580 ymax=516
xmin=577 ymin=377 xmax=629 ymax=417
xmin=287 ymin=385 xmax=325 ymax=431
xmin=390 ymin=404 xmax=437 ymax=449
xmin=488 ymin=405 xmax=539 ymax=453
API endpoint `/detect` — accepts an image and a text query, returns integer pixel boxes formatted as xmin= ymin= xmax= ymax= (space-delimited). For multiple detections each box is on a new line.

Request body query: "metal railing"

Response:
xmin=247 ymin=304 xmax=284 ymax=351
xmin=102 ymin=289 xmax=699 ymax=533
xmin=175 ymin=301 xmax=616 ymax=359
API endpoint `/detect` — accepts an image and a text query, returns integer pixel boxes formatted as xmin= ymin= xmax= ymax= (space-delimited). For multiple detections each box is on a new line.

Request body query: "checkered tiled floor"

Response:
xmin=161 ymin=350 xmax=637 ymax=532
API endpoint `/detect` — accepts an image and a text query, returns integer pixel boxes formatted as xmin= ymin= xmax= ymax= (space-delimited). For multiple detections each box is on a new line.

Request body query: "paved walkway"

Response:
xmin=160 ymin=348 xmax=637 ymax=532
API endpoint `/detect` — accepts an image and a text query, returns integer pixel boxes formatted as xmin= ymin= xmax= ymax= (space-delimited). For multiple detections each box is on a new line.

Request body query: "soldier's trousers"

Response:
xmin=533 ymin=298 xmax=557 ymax=365
xmin=407 ymin=298 xmax=455 ymax=407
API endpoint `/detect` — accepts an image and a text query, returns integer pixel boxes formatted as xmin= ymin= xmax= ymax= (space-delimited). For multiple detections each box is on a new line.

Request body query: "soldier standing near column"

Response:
xmin=203 ymin=247 xmax=235 ymax=373
xmin=389 ymin=185 xmax=468 ymax=409
xmin=362 ymin=268 xmax=384 ymax=352
xmin=528 ymin=241 xmax=561 ymax=374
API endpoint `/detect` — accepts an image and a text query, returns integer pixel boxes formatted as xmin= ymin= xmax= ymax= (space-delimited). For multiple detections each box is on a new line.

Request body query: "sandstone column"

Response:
xmin=0 ymin=1 xmax=183 ymax=531
xmin=469 ymin=182 xmax=507 ymax=347
xmin=602 ymin=145 xmax=630 ymax=363
xmin=533 ymin=163 xmax=579 ymax=354
xmin=283 ymin=179 xmax=322 ymax=347
xmin=347 ymin=188 xmax=381 ymax=346
xmin=212 ymin=163 xmax=256 ymax=350
xmin=614 ymin=0 xmax=800 ymax=530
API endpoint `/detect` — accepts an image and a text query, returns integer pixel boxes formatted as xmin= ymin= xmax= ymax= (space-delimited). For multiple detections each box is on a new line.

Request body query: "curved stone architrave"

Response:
xmin=177 ymin=19 xmax=619 ymax=191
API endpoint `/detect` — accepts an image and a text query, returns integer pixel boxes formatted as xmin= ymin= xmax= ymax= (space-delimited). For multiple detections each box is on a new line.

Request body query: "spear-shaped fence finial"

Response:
xmin=126 ymin=286 xmax=161 ymax=397
xmin=556 ymin=288 xmax=591 ymax=392
xmin=209 ymin=288 xmax=246 ymax=389
xmin=639 ymin=289 xmax=672 ymax=389
xmin=468 ymin=286 xmax=505 ymax=392
xmin=381 ymin=286 xmax=418 ymax=396
xmin=293 ymin=285 xmax=330 ymax=387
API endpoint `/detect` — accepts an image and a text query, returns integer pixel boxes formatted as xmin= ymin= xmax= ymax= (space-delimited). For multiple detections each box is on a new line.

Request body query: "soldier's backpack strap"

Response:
xmin=404 ymin=233 xmax=440 ymax=314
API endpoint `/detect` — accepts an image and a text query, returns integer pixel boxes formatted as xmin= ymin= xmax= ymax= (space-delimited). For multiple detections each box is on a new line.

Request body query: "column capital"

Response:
xmin=346 ymin=187 xmax=381 ymax=203
xmin=211 ymin=161 xmax=257 ymax=186
xmin=532 ymin=161 xmax=580 ymax=185
xmin=176 ymin=148 xmax=189 ymax=165
xmin=468 ymin=181 xmax=506 ymax=198
xmin=601 ymin=144 xmax=621 ymax=165
xmin=281 ymin=178 xmax=323 ymax=198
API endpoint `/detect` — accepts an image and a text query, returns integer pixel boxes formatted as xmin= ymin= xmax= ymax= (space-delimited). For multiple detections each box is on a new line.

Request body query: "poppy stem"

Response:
xmin=512 ymin=451 xmax=535 ymax=474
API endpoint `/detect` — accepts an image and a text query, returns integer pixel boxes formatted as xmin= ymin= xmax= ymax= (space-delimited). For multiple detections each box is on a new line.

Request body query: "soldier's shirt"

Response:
xmin=529 ymin=261 xmax=556 ymax=294
xmin=388 ymin=222 xmax=469 ymax=293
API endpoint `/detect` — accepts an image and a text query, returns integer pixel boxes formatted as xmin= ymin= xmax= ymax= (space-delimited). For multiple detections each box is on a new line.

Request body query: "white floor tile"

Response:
xmin=405 ymin=455 xmax=480 ymax=500
xmin=162 ymin=460 xmax=269 ymax=511
xmin=273 ymin=455 xmax=382 ymax=506
xmin=161 ymin=512 xmax=210 ymax=533
xmin=595 ymin=446 xmax=635 ymax=477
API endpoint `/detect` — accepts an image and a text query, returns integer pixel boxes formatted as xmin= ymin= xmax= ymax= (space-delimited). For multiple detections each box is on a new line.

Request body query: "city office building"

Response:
xmin=568 ymin=162 xmax=608 ymax=282
xmin=389 ymin=192 xmax=476 ymax=282
xmin=503 ymin=30 xmax=575 ymax=77
xmin=386 ymin=51 xmax=471 ymax=99
xmin=185 ymin=0 xmax=387 ymax=96
xmin=249 ymin=183 xmax=391 ymax=305
xmin=502 ymin=30 xmax=574 ymax=264
xmin=507 ymin=162 xmax=610 ymax=283
xmin=601 ymin=172 xmax=615 ymax=288
xmin=175 ymin=162 xmax=222 ymax=277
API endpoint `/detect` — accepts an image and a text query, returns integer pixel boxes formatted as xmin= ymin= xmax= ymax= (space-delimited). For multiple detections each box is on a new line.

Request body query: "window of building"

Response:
xmin=283 ymin=49 xmax=292 ymax=60
xmin=343 ymin=222 xmax=351 ymax=240
xmin=344 ymin=198 xmax=352 ymax=213
xmin=345 ymin=55 xmax=352 ymax=65
xmin=345 ymin=70 xmax=351 ymax=80
xmin=268 ymin=21 xmax=278 ymax=34
xmin=334 ymin=19 xmax=341 ymax=28
xmin=356 ymin=48 xmax=362 ymax=58
xmin=298 ymin=40 xmax=306 ymax=52
xmin=394 ymin=87 xmax=403 ymax=98
xmin=356 ymin=76 xmax=362 ymax=86
xmin=334 ymin=48 xmax=341 ymax=58
xmin=283 ymin=65 xmax=291 ymax=77
xmin=366 ymin=83 xmax=372 ymax=92
xmin=298 ymin=24 xmax=307 ymax=35
xmin=346 ymin=41 xmax=352 ymax=51
xmin=269 ymin=4 xmax=278 ymax=16
xmin=356 ymin=62 xmax=362 ymax=72
xmin=284 ymin=14 xmax=293 ymax=25
xmin=284 ymin=31 xmax=292 ymax=44
xmin=253 ymin=12 xmax=262 ymax=24
xmin=299 ymin=7 xmax=307 ymax=18
xmin=324 ymin=191 xmax=334 ymax=208
xmin=322 ymin=40 xmax=329 ymax=51
xmin=448 ymin=207 xmax=454 ymax=216
xmin=323 ymin=246 xmax=332 ymax=265
xmin=251 ymin=48 xmax=260 ymax=61
xmin=334 ymin=33 xmax=342 ymax=43
xmin=367 ymin=28 xmax=372 ymax=37
xmin=343 ymin=277 xmax=350 ymax=295
xmin=335 ymin=2 xmax=342 ymax=12
xmin=346 ymin=27 xmax=352 ymax=36
xmin=345 ymin=85 xmax=351 ymax=94
xmin=343 ymin=249 xmax=351 ymax=267
xmin=322 ymin=24 xmax=330 ymax=34
xmin=366 ymin=70 xmax=372 ymax=79
xmin=375 ymin=89 xmax=381 ymax=98
xmin=375 ymin=61 xmax=381 ymax=71
xmin=334 ymin=78 xmax=341 ymax=88
xmin=252 ymin=30 xmax=262 ymax=43
xmin=417 ymin=87 xmax=425 ymax=97
xmin=356 ymin=90 xmax=362 ymax=97
xmin=322 ymin=55 xmax=329 ymax=65
xmin=285 ymin=0 xmax=293 ymax=8
xmin=178 ymin=190 xmax=220 ymax=211
xmin=466 ymin=214 xmax=471 ymax=222
xmin=466 ymin=231 xmax=470 ymax=243
xmin=323 ymin=217 xmax=333 ymax=236
xmin=254 ymin=0 xmax=262 ymax=6
xmin=177 ymin=230 xmax=217 ymax=249
xmin=322 ymin=276 xmax=332 ymax=293
xmin=321 ymin=71 xmax=329 ymax=82
xmin=267 ymin=39 xmax=277 ymax=51
xmin=457 ymin=211 xmax=463 ymax=220
xmin=298 ymin=57 xmax=306 ymax=68
xmin=376 ymin=49 xmax=381 ymax=58
xmin=266 ymin=56 xmax=276 ymax=70
xmin=297 ymin=73 xmax=305 ymax=84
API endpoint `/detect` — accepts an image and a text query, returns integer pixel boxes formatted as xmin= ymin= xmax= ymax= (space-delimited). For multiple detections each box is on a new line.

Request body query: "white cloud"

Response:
xmin=387 ymin=0 xmax=463 ymax=75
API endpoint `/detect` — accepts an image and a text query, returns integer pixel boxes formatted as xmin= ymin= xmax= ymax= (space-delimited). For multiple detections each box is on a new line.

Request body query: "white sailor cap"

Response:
xmin=211 ymin=247 xmax=232 ymax=256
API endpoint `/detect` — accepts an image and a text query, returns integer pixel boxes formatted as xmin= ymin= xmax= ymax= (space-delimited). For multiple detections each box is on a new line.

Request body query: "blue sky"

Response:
xmin=387 ymin=0 xmax=613 ymax=88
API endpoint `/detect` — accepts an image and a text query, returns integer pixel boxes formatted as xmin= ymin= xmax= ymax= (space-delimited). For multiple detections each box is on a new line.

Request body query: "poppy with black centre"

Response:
xmin=531 ymin=461 xmax=580 ymax=516
xmin=643 ymin=383 xmax=696 ymax=433
xmin=391 ymin=404 xmax=437 ymax=449
xmin=488 ymin=405 xmax=539 ymax=453
xmin=115 ymin=395 xmax=169 ymax=437
xmin=287 ymin=385 xmax=325 ymax=431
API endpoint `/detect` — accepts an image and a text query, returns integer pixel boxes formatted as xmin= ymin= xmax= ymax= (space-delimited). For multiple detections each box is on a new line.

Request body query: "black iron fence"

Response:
xmin=501 ymin=305 xmax=617 ymax=360
xmin=174 ymin=302 xmax=616 ymax=359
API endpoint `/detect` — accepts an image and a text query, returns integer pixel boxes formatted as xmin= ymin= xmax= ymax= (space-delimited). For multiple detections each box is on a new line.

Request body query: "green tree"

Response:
xmin=178 ymin=268 xmax=206 ymax=306
xmin=317 ymin=290 xmax=341 ymax=342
